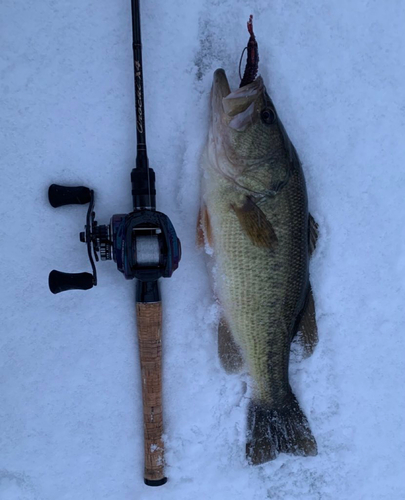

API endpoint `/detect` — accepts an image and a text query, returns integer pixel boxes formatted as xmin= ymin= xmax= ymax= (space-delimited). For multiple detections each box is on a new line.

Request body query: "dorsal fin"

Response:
xmin=296 ymin=284 xmax=318 ymax=357
xmin=308 ymin=213 xmax=319 ymax=256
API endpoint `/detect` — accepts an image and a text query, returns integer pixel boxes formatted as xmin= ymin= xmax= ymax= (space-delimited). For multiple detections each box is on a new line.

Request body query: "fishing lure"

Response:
xmin=239 ymin=15 xmax=259 ymax=87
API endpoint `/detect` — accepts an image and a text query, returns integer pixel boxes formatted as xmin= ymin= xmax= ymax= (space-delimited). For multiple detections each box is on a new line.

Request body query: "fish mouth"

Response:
xmin=211 ymin=69 xmax=264 ymax=128
xmin=211 ymin=69 xmax=231 ymax=124
xmin=208 ymin=69 xmax=266 ymax=182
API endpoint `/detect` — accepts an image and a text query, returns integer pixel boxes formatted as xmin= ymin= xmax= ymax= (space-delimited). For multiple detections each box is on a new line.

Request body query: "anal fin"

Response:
xmin=218 ymin=316 xmax=244 ymax=373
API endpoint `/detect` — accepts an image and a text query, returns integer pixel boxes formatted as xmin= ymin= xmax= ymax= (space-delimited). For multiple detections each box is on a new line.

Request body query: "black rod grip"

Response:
xmin=49 ymin=270 xmax=94 ymax=294
xmin=48 ymin=184 xmax=91 ymax=208
xmin=131 ymin=167 xmax=156 ymax=210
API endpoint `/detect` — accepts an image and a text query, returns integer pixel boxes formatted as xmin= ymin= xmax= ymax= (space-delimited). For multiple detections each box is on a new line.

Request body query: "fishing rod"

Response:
xmin=47 ymin=0 xmax=181 ymax=487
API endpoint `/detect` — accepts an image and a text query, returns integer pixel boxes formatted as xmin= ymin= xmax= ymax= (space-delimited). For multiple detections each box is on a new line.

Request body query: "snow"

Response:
xmin=1 ymin=0 xmax=405 ymax=499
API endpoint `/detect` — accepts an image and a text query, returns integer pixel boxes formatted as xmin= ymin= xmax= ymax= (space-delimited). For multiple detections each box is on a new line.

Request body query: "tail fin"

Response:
xmin=246 ymin=394 xmax=317 ymax=465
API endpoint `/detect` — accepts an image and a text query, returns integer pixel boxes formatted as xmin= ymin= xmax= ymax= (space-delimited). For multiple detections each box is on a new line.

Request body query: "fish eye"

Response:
xmin=261 ymin=108 xmax=276 ymax=125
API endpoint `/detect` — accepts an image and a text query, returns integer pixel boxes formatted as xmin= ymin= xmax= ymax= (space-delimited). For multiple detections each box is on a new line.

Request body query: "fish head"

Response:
xmin=209 ymin=69 xmax=287 ymax=195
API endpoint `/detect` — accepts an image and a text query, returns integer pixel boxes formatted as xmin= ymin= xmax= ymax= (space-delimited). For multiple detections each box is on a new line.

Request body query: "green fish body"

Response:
xmin=199 ymin=70 xmax=318 ymax=464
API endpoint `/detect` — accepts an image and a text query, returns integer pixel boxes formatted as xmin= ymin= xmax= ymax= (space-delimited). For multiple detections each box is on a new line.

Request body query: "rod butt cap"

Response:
xmin=144 ymin=477 xmax=167 ymax=487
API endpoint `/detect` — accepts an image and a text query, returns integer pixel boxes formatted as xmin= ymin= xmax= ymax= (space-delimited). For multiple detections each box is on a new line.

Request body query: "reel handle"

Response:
xmin=48 ymin=184 xmax=92 ymax=208
xmin=49 ymin=270 xmax=94 ymax=294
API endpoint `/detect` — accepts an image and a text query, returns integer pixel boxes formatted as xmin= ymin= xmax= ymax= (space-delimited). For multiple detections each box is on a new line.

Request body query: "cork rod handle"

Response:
xmin=136 ymin=301 xmax=167 ymax=486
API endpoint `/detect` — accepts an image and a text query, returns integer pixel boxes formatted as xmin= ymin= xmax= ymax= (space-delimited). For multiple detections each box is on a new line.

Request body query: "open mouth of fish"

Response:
xmin=210 ymin=14 xmax=262 ymax=130
xmin=211 ymin=69 xmax=264 ymax=122
xmin=211 ymin=70 xmax=264 ymax=131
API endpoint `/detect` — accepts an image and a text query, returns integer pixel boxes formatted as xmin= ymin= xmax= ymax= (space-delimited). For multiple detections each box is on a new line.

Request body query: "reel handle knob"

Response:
xmin=48 ymin=184 xmax=92 ymax=208
xmin=49 ymin=270 xmax=94 ymax=294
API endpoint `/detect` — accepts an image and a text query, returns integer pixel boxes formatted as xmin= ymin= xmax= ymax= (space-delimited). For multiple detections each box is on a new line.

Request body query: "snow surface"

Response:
xmin=1 ymin=0 xmax=405 ymax=499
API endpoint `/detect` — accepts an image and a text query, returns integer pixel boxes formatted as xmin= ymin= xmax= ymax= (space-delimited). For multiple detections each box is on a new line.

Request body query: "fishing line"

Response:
xmin=239 ymin=46 xmax=248 ymax=81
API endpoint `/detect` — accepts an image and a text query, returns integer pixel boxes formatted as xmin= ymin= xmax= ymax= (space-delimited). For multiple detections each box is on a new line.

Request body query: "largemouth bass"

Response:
xmin=198 ymin=21 xmax=318 ymax=465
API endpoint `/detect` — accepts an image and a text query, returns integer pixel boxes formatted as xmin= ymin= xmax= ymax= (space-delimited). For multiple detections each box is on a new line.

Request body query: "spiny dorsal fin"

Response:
xmin=309 ymin=213 xmax=319 ymax=256
xmin=231 ymin=197 xmax=278 ymax=249
xmin=218 ymin=316 xmax=244 ymax=374
xmin=297 ymin=284 xmax=318 ymax=357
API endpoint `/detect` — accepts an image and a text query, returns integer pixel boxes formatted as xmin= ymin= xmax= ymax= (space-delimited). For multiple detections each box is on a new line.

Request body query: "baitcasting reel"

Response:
xmin=48 ymin=184 xmax=181 ymax=294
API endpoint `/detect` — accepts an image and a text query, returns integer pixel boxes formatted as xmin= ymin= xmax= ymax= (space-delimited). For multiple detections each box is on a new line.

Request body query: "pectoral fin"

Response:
xmin=309 ymin=213 xmax=319 ymax=256
xmin=218 ymin=316 xmax=244 ymax=373
xmin=197 ymin=204 xmax=213 ymax=248
xmin=296 ymin=284 xmax=318 ymax=357
xmin=231 ymin=197 xmax=278 ymax=249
